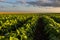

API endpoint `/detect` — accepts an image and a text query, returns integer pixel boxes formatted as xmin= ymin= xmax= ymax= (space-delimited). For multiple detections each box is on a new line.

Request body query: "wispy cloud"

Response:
xmin=16 ymin=0 xmax=27 ymax=4
xmin=27 ymin=0 xmax=60 ymax=7
xmin=0 ymin=0 xmax=60 ymax=12
xmin=0 ymin=0 xmax=5 ymax=2
xmin=0 ymin=0 xmax=60 ymax=7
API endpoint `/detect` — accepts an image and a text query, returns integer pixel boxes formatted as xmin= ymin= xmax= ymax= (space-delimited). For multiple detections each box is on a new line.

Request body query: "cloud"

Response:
xmin=0 ymin=0 xmax=5 ymax=2
xmin=27 ymin=0 xmax=60 ymax=7
xmin=1 ymin=0 xmax=26 ymax=5
xmin=0 ymin=0 xmax=60 ymax=7
xmin=16 ymin=0 xmax=27 ymax=4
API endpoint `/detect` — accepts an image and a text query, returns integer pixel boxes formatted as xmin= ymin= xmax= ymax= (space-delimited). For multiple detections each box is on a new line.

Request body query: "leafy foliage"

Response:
xmin=42 ymin=16 xmax=60 ymax=40
xmin=0 ymin=14 xmax=60 ymax=40
xmin=0 ymin=14 xmax=39 ymax=40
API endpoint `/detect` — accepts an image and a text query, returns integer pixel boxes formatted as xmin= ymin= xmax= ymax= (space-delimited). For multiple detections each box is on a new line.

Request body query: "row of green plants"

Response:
xmin=0 ymin=15 xmax=39 ymax=40
xmin=0 ymin=14 xmax=60 ymax=40
xmin=41 ymin=15 xmax=60 ymax=40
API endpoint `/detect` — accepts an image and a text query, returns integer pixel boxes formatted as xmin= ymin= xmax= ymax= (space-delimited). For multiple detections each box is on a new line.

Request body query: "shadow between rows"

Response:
xmin=33 ymin=17 xmax=49 ymax=40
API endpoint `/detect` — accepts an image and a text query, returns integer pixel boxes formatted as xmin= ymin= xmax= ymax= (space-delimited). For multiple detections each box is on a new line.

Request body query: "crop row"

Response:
xmin=0 ymin=15 xmax=39 ymax=40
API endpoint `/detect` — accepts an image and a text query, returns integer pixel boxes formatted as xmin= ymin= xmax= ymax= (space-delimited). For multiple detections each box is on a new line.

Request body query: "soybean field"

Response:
xmin=0 ymin=14 xmax=60 ymax=40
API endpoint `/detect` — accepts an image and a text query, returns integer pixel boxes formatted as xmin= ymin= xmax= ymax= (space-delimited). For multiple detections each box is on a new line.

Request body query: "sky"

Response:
xmin=0 ymin=0 xmax=60 ymax=12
